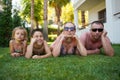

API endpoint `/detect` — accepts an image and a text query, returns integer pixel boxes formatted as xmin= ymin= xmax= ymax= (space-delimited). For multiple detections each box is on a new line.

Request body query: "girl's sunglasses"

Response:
xmin=64 ymin=27 xmax=75 ymax=31
xmin=91 ymin=28 xmax=103 ymax=32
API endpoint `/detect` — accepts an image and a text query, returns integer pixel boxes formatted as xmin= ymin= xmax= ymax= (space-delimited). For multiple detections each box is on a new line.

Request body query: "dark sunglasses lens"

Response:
xmin=70 ymin=27 xmax=75 ymax=31
xmin=98 ymin=29 xmax=103 ymax=32
xmin=92 ymin=29 xmax=103 ymax=32
xmin=64 ymin=27 xmax=75 ymax=31
xmin=64 ymin=27 xmax=68 ymax=31
xmin=92 ymin=29 xmax=97 ymax=32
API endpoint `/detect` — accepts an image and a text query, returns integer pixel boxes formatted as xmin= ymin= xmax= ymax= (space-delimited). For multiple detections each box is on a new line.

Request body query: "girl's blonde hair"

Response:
xmin=11 ymin=26 xmax=28 ymax=40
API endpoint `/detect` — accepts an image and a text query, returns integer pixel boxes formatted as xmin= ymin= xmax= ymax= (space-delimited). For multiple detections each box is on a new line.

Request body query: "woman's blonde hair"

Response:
xmin=11 ymin=26 xmax=28 ymax=40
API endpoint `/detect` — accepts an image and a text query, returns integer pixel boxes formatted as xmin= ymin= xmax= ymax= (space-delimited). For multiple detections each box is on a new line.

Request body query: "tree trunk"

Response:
xmin=36 ymin=20 xmax=39 ymax=29
xmin=55 ymin=6 xmax=61 ymax=36
xmin=31 ymin=0 xmax=35 ymax=33
xmin=43 ymin=0 xmax=48 ymax=41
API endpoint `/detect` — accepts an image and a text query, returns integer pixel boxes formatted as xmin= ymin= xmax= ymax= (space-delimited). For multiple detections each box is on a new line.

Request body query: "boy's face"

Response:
xmin=32 ymin=31 xmax=44 ymax=45
xmin=14 ymin=29 xmax=25 ymax=41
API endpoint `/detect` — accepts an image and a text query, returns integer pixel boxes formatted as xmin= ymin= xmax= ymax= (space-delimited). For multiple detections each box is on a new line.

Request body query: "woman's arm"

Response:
xmin=51 ymin=34 xmax=64 ymax=57
xmin=50 ymin=33 xmax=63 ymax=50
xmin=75 ymin=35 xmax=87 ymax=56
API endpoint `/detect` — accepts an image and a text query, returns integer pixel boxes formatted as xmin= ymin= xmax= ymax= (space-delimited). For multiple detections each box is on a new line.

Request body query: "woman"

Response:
xmin=50 ymin=22 xmax=87 ymax=57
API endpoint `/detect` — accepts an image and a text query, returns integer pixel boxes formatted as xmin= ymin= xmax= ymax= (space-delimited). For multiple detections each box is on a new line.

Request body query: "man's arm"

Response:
xmin=79 ymin=32 xmax=100 ymax=54
xmin=101 ymin=31 xmax=114 ymax=56
xmin=87 ymin=49 xmax=100 ymax=54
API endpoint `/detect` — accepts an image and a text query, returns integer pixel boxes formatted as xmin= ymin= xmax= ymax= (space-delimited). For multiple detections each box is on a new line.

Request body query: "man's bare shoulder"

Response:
xmin=80 ymin=31 xmax=90 ymax=39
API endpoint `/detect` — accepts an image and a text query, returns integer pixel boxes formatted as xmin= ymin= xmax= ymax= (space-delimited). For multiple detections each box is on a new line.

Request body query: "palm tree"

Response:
xmin=31 ymin=0 xmax=35 ymax=32
xmin=21 ymin=0 xmax=43 ymax=29
xmin=49 ymin=0 xmax=70 ymax=35
xmin=43 ymin=0 xmax=48 ymax=41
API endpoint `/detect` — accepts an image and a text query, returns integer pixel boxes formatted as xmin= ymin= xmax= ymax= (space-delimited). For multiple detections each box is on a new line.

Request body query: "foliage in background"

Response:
xmin=21 ymin=0 xmax=43 ymax=28
xmin=12 ymin=9 xmax=22 ymax=28
xmin=0 ymin=0 xmax=22 ymax=47
xmin=49 ymin=0 xmax=70 ymax=35
xmin=61 ymin=3 xmax=74 ymax=23
xmin=0 ymin=0 xmax=13 ymax=47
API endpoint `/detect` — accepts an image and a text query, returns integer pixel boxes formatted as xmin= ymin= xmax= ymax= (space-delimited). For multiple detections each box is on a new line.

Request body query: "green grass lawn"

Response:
xmin=0 ymin=44 xmax=120 ymax=80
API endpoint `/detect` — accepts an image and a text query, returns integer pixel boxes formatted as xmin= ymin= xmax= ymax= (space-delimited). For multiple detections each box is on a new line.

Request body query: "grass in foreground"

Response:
xmin=0 ymin=44 xmax=120 ymax=80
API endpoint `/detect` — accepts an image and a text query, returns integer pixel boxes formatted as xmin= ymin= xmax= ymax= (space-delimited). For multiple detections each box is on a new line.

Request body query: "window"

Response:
xmin=98 ymin=9 xmax=106 ymax=23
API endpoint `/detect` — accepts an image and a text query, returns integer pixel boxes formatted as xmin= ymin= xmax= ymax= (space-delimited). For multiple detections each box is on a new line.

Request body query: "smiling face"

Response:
xmin=14 ymin=29 xmax=25 ymax=42
xmin=32 ymin=31 xmax=44 ymax=45
xmin=90 ymin=23 xmax=104 ymax=40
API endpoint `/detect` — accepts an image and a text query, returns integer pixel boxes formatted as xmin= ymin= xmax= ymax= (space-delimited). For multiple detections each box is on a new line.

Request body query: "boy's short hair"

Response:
xmin=31 ymin=28 xmax=43 ymax=37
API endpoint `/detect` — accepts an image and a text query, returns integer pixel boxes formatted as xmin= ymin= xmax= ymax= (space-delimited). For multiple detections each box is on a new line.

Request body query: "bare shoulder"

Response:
xmin=105 ymin=36 xmax=111 ymax=43
xmin=44 ymin=40 xmax=49 ymax=46
xmin=80 ymin=32 xmax=89 ymax=40
xmin=9 ymin=40 xmax=14 ymax=44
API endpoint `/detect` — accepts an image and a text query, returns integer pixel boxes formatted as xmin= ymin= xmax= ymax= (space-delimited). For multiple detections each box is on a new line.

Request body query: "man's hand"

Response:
xmin=95 ymin=48 xmax=100 ymax=54
xmin=102 ymin=30 xmax=107 ymax=37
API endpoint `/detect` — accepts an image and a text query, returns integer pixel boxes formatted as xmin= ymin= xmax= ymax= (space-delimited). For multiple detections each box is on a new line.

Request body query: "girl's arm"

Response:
xmin=22 ymin=40 xmax=27 ymax=56
xmin=9 ymin=40 xmax=15 ymax=57
xmin=9 ymin=40 xmax=22 ymax=57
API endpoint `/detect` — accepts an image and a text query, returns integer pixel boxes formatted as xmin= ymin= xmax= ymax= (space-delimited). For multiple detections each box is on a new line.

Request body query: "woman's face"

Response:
xmin=63 ymin=23 xmax=76 ymax=36
xmin=32 ymin=31 xmax=44 ymax=45
xmin=14 ymin=29 xmax=25 ymax=41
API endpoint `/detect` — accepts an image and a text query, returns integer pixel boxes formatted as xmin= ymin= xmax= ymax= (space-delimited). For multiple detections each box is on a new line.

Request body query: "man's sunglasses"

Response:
xmin=64 ymin=27 xmax=75 ymax=31
xmin=91 ymin=28 xmax=103 ymax=32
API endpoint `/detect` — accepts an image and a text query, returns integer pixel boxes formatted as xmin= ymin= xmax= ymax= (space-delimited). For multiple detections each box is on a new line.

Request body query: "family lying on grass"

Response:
xmin=9 ymin=21 xmax=114 ymax=59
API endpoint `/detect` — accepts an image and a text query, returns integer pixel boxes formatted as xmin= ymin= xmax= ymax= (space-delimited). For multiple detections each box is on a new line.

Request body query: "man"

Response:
xmin=50 ymin=22 xmax=87 ymax=57
xmin=80 ymin=21 xmax=114 ymax=56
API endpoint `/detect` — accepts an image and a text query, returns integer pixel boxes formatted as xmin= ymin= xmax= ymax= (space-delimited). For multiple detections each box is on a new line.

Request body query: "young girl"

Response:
xmin=25 ymin=29 xmax=51 ymax=59
xmin=9 ymin=27 xmax=28 ymax=57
